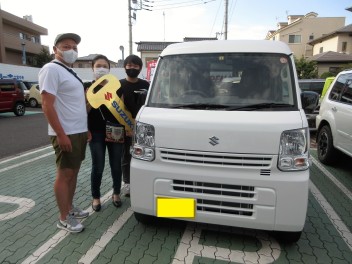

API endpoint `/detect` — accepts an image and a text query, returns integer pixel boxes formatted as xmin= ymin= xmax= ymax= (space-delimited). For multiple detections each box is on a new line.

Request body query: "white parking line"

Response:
xmin=0 ymin=145 xmax=52 ymax=165
xmin=21 ymin=190 xmax=113 ymax=264
xmin=310 ymin=181 xmax=352 ymax=251
xmin=311 ymin=156 xmax=352 ymax=201
xmin=172 ymin=223 xmax=281 ymax=264
xmin=0 ymin=195 xmax=35 ymax=221
xmin=78 ymin=208 xmax=133 ymax=264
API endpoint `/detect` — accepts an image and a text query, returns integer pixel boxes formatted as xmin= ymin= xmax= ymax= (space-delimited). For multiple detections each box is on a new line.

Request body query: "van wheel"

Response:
xmin=29 ymin=98 xmax=38 ymax=108
xmin=134 ymin=212 xmax=156 ymax=225
xmin=14 ymin=102 xmax=25 ymax=116
xmin=274 ymin=231 xmax=302 ymax=243
xmin=317 ymin=125 xmax=337 ymax=165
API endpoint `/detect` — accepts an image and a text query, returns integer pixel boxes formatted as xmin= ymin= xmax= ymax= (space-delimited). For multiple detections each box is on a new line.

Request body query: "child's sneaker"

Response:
xmin=70 ymin=206 xmax=89 ymax=219
xmin=57 ymin=214 xmax=84 ymax=233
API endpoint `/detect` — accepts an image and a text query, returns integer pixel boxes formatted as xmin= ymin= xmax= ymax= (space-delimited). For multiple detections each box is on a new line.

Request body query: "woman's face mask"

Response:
xmin=56 ymin=48 xmax=78 ymax=64
xmin=94 ymin=67 xmax=110 ymax=79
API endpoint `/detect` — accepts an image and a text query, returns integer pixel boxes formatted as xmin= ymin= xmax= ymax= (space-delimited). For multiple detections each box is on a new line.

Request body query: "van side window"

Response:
xmin=0 ymin=83 xmax=15 ymax=92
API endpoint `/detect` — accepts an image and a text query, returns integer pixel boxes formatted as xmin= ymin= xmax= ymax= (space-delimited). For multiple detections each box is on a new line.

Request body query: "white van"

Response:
xmin=130 ymin=40 xmax=318 ymax=242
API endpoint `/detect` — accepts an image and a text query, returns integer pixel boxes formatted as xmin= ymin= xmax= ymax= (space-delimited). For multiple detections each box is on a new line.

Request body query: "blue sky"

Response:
xmin=0 ymin=0 xmax=351 ymax=62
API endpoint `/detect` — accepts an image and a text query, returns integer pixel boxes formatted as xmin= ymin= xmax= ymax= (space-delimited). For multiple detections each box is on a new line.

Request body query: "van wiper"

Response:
xmin=170 ymin=103 xmax=228 ymax=109
xmin=226 ymin=103 xmax=295 ymax=111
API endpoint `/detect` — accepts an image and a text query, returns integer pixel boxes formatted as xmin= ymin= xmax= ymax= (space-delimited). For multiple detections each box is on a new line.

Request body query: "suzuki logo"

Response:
xmin=209 ymin=136 xmax=219 ymax=146
xmin=104 ymin=92 xmax=112 ymax=101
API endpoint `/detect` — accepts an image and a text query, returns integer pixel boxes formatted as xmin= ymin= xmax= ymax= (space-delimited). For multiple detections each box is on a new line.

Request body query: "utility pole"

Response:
xmin=128 ymin=0 xmax=133 ymax=55
xmin=224 ymin=0 xmax=228 ymax=40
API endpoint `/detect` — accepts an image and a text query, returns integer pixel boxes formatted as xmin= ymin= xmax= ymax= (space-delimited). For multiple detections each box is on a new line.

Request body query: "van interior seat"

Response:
xmin=238 ymin=66 xmax=271 ymax=100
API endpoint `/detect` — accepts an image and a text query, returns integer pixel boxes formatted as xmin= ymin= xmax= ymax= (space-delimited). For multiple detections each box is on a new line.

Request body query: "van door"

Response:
xmin=0 ymin=81 xmax=16 ymax=111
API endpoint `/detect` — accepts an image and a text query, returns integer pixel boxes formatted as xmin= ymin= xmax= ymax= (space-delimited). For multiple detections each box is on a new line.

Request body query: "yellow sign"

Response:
xmin=156 ymin=197 xmax=196 ymax=218
xmin=86 ymin=74 xmax=134 ymax=133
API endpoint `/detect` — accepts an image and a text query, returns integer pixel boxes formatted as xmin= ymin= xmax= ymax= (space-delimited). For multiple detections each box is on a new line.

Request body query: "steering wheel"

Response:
xmin=180 ymin=89 xmax=207 ymax=98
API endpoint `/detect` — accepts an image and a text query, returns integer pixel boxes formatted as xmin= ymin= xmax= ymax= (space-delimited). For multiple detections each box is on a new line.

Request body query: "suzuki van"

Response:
xmin=130 ymin=40 xmax=317 ymax=242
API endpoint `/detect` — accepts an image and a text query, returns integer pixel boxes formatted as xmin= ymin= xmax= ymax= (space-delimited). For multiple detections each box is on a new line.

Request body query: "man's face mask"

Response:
xmin=125 ymin=68 xmax=140 ymax=78
xmin=56 ymin=48 xmax=78 ymax=64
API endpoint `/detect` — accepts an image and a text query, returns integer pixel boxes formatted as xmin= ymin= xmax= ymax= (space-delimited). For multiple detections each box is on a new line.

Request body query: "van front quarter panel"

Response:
xmin=131 ymin=40 xmax=310 ymax=242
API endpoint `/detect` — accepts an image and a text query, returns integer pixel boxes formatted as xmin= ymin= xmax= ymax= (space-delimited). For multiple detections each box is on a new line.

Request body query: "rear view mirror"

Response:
xmin=301 ymin=91 xmax=319 ymax=113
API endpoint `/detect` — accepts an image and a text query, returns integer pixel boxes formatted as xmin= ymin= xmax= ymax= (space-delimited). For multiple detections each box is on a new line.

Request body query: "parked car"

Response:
xmin=319 ymin=77 xmax=335 ymax=103
xmin=130 ymin=40 xmax=318 ymax=243
xmin=316 ymin=70 xmax=352 ymax=164
xmin=27 ymin=84 xmax=41 ymax=108
xmin=0 ymin=79 xmax=26 ymax=116
xmin=299 ymin=78 xmax=331 ymax=131
xmin=298 ymin=79 xmax=325 ymax=95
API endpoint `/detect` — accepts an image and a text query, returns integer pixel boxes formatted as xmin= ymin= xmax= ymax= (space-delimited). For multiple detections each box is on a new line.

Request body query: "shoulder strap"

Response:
xmin=51 ymin=61 xmax=83 ymax=85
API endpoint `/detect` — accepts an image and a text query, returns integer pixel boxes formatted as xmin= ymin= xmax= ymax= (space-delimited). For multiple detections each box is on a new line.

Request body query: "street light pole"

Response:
xmin=21 ymin=41 xmax=26 ymax=65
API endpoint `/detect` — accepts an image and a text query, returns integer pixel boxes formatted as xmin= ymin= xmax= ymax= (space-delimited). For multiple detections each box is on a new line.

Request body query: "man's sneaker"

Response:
xmin=70 ymin=206 xmax=89 ymax=219
xmin=123 ymin=184 xmax=130 ymax=197
xmin=57 ymin=214 xmax=84 ymax=233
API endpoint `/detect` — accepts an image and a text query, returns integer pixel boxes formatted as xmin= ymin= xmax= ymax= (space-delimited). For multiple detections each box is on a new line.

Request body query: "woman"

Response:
xmin=85 ymin=54 xmax=123 ymax=211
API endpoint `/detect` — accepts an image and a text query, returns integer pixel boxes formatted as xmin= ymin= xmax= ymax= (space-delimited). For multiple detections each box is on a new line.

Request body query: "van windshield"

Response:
xmin=148 ymin=53 xmax=297 ymax=110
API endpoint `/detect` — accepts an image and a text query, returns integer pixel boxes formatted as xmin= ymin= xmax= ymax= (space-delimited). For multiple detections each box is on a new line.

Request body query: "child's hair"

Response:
xmin=124 ymin=54 xmax=143 ymax=68
xmin=91 ymin=54 xmax=110 ymax=69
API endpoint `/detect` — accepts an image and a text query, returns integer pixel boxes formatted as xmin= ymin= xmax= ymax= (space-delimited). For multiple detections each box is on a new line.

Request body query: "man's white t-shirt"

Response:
xmin=38 ymin=60 xmax=87 ymax=136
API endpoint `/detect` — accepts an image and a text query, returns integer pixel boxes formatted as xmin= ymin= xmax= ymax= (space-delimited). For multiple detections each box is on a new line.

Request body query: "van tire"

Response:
xmin=134 ymin=212 xmax=156 ymax=225
xmin=29 ymin=98 xmax=38 ymax=108
xmin=275 ymin=231 xmax=302 ymax=243
xmin=317 ymin=125 xmax=337 ymax=165
xmin=14 ymin=102 xmax=25 ymax=116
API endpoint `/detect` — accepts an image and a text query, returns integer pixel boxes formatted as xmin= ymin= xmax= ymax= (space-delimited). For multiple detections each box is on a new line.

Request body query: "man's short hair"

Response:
xmin=124 ymin=54 xmax=143 ymax=68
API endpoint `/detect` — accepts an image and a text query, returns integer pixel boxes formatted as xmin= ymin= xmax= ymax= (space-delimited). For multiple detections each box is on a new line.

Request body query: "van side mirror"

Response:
xmin=301 ymin=91 xmax=319 ymax=113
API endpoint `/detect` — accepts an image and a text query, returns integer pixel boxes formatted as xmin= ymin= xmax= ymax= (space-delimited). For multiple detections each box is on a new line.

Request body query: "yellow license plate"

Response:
xmin=156 ymin=197 xmax=196 ymax=218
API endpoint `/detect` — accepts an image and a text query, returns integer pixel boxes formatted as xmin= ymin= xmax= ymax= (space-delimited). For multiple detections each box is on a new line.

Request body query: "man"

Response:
xmin=39 ymin=33 xmax=89 ymax=233
xmin=119 ymin=55 xmax=150 ymax=197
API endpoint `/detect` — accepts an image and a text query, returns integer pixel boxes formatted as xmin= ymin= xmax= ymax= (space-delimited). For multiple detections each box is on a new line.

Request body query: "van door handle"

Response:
xmin=332 ymin=107 xmax=337 ymax=112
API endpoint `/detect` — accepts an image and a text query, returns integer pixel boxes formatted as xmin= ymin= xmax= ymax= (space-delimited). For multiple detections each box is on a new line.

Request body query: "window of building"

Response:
xmin=19 ymin=33 xmax=24 ymax=39
xmin=309 ymin=34 xmax=314 ymax=40
xmin=342 ymin=42 xmax=347 ymax=53
xmin=288 ymin=35 xmax=301 ymax=44
xmin=319 ymin=47 xmax=323 ymax=53
xmin=329 ymin=67 xmax=341 ymax=74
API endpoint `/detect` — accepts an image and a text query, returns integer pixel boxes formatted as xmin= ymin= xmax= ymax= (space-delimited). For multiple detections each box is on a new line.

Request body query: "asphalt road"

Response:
xmin=0 ymin=108 xmax=49 ymax=160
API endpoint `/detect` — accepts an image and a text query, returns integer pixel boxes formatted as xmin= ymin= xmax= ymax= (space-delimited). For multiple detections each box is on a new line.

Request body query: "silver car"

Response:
xmin=316 ymin=70 xmax=352 ymax=164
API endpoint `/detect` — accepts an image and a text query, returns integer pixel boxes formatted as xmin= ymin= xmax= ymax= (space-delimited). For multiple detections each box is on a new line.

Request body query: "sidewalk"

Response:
xmin=0 ymin=146 xmax=351 ymax=264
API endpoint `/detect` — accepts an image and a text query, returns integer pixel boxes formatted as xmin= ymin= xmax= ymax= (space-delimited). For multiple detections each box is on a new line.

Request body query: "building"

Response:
xmin=0 ymin=8 xmax=48 ymax=66
xmin=136 ymin=37 xmax=218 ymax=66
xmin=306 ymin=24 xmax=352 ymax=76
xmin=73 ymin=54 xmax=118 ymax=68
xmin=265 ymin=12 xmax=345 ymax=59
xmin=136 ymin=41 xmax=178 ymax=67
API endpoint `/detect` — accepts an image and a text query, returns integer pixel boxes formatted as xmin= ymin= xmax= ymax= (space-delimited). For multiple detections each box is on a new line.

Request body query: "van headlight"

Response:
xmin=131 ymin=122 xmax=155 ymax=161
xmin=278 ymin=128 xmax=310 ymax=171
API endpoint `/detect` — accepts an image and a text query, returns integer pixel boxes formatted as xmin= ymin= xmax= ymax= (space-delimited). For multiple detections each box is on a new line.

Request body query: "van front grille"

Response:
xmin=172 ymin=180 xmax=255 ymax=198
xmin=197 ymin=199 xmax=254 ymax=216
xmin=160 ymin=149 xmax=272 ymax=168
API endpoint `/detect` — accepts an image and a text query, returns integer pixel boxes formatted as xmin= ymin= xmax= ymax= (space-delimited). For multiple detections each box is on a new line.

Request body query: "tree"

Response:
xmin=33 ymin=47 xmax=53 ymax=68
xmin=294 ymin=56 xmax=318 ymax=79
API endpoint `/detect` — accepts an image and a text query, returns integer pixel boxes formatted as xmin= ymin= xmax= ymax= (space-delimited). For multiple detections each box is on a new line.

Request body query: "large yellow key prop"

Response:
xmin=86 ymin=74 xmax=134 ymax=133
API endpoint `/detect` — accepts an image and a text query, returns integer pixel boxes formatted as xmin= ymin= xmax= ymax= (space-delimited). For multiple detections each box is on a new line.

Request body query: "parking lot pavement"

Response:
xmin=0 ymin=146 xmax=351 ymax=264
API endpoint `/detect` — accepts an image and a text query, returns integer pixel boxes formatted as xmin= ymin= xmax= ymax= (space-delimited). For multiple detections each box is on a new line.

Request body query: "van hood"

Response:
xmin=137 ymin=108 xmax=306 ymax=154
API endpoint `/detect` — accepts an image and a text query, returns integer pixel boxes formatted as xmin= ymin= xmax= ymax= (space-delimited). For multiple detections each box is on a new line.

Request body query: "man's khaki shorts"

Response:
xmin=50 ymin=132 xmax=88 ymax=169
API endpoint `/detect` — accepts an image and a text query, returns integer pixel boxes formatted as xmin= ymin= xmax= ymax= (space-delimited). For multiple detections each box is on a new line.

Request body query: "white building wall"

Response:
xmin=313 ymin=37 xmax=339 ymax=54
xmin=0 ymin=63 xmax=147 ymax=82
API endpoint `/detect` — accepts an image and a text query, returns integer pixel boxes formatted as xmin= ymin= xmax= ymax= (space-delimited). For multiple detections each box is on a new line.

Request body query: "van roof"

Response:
xmin=160 ymin=40 xmax=293 ymax=56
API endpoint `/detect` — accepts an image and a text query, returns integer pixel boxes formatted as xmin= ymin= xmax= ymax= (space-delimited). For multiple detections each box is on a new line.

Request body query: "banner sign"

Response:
xmin=86 ymin=74 xmax=134 ymax=133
